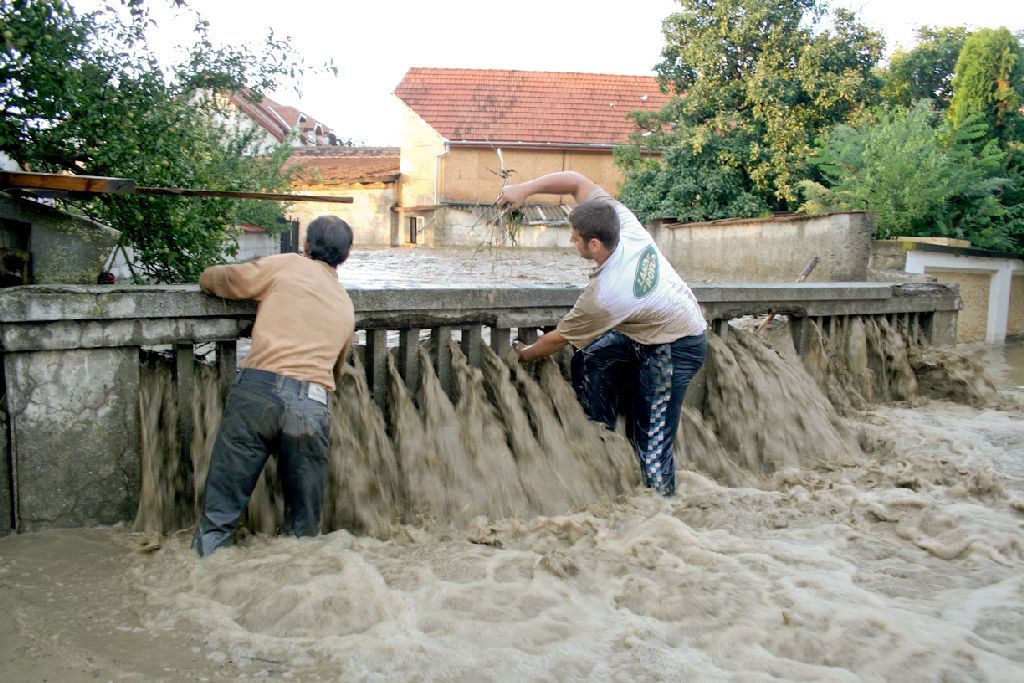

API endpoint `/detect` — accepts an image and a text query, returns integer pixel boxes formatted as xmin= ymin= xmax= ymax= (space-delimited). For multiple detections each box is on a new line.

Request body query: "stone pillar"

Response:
xmin=175 ymin=344 xmax=195 ymax=475
xmin=431 ymin=326 xmax=452 ymax=395
xmin=520 ymin=327 xmax=539 ymax=345
xmin=4 ymin=347 xmax=140 ymax=531
xmin=364 ymin=329 xmax=388 ymax=410
xmin=924 ymin=311 xmax=959 ymax=347
xmin=216 ymin=340 xmax=236 ymax=401
xmin=682 ymin=366 xmax=707 ymax=413
xmin=790 ymin=317 xmax=812 ymax=356
xmin=398 ymin=328 xmax=420 ymax=393
xmin=988 ymin=265 xmax=1013 ymax=344
xmin=460 ymin=325 xmax=482 ymax=367
xmin=1 ymin=358 xmax=11 ymax=535
xmin=490 ymin=326 xmax=511 ymax=356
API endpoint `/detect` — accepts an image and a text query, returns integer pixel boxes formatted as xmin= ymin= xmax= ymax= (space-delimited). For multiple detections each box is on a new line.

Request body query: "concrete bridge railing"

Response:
xmin=0 ymin=282 xmax=960 ymax=533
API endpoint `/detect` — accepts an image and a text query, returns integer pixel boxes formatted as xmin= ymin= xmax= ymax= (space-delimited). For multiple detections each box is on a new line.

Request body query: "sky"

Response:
xmin=68 ymin=0 xmax=1024 ymax=146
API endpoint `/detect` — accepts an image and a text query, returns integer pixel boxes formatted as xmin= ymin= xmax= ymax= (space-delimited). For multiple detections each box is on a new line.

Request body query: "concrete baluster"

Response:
xmin=460 ymin=325 xmax=482 ymax=367
xmin=175 ymin=344 xmax=195 ymax=469
xmin=215 ymin=340 xmax=236 ymax=402
xmin=490 ymin=326 xmax=511 ymax=356
xmin=365 ymin=328 xmax=388 ymax=409
xmin=790 ymin=317 xmax=812 ymax=356
xmin=431 ymin=326 xmax=453 ymax=396
xmin=398 ymin=328 xmax=420 ymax=393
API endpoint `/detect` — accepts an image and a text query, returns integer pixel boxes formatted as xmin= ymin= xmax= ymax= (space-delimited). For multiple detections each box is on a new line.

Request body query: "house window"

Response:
xmin=408 ymin=216 xmax=418 ymax=244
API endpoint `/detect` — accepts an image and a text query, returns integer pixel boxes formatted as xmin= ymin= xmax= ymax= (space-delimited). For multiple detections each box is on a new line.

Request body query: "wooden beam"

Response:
xmin=0 ymin=171 xmax=135 ymax=194
xmin=133 ymin=186 xmax=353 ymax=203
xmin=0 ymin=171 xmax=353 ymax=203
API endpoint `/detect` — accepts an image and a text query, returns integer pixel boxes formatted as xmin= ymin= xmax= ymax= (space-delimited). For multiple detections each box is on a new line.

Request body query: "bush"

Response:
xmin=800 ymin=103 xmax=1018 ymax=252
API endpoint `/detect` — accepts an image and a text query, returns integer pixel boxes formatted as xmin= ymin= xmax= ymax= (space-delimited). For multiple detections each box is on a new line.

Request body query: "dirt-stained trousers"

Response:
xmin=193 ymin=368 xmax=331 ymax=557
xmin=570 ymin=330 xmax=707 ymax=496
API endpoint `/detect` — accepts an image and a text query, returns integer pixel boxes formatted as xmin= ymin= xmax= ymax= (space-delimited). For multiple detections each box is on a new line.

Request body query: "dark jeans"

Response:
xmin=193 ymin=368 xmax=332 ymax=557
xmin=570 ymin=330 xmax=707 ymax=496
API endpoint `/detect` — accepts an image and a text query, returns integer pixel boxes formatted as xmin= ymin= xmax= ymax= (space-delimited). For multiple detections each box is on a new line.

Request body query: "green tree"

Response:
xmin=0 ymin=0 xmax=311 ymax=282
xmin=800 ymin=103 xmax=1015 ymax=251
xmin=880 ymin=26 xmax=967 ymax=109
xmin=947 ymin=28 xmax=1024 ymax=252
xmin=617 ymin=0 xmax=883 ymax=223
xmin=948 ymin=27 xmax=1024 ymax=140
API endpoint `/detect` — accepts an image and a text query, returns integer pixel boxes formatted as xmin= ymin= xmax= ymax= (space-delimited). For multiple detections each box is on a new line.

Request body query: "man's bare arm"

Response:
xmin=513 ymin=329 xmax=569 ymax=362
xmin=498 ymin=171 xmax=600 ymax=209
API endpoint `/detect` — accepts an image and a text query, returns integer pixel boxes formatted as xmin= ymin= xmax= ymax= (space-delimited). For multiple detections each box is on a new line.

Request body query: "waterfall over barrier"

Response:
xmin=0 ymin=281 xmax=974 ymax=532
xmin=6 ymin=283 xmax=1024 ymax=681
xmin=132 ymin=312 xmax=1005 ymax=543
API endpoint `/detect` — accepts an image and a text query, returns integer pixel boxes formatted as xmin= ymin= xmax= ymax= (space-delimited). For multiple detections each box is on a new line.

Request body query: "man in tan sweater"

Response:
xmin=193 ymin=215 xmax=356 ymax=556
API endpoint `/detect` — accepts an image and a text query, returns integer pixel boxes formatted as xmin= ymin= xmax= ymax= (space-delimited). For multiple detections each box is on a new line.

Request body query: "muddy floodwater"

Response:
xmin=339 ymin=246 xmax=594 ymax=288
xmin=2 ymin=247 xmax=1023 ymax=683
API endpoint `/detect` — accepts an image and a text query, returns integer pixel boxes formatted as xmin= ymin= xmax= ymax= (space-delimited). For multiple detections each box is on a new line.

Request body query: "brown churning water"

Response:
xmin=133 ymin=315 xmax=1006 ymax=541
xmin=6 ymin=313 xmax=1022 ymax=681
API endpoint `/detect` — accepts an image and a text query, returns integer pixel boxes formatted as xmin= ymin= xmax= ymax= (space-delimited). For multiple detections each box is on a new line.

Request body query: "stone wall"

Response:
xmin=431 ymin=206 xmax=570 ymax=249
xmin=650 ymin=212 xmax=877 ymax=284
xmin=439 ymin=147 xmax=624 ymax=205
xmin=398 ymin=106 xmax=446 ymax=210
xmin=235 ymin=230 xmax=278 ymax=261
xmin=4 ymin=348 xmax=140 ymax=530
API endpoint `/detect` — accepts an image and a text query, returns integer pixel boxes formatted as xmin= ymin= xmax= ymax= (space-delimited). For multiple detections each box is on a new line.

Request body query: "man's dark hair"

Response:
xmin=569 ymin=199 xmax=619 ymax=250
xmin=306 ymin=215 xmax=353 ymax=267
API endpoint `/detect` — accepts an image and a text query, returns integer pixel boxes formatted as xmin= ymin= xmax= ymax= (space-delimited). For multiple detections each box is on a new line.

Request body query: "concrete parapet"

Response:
xmin=4 ymin=347 xmax=140 ymax=531
xmin=0 ymin=281 xmax=961 ymax=533
xmin=0 ymin=282 xmax=961 ymax=344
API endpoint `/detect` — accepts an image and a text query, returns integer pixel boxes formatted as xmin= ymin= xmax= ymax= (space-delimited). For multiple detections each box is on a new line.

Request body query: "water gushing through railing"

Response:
xmin=133 ymin=311 xmax=1004 ymax=543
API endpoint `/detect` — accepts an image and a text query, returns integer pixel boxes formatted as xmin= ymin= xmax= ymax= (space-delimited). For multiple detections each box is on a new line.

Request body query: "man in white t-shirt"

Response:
xmin=498 ymin=171 xmax=707 ymax=496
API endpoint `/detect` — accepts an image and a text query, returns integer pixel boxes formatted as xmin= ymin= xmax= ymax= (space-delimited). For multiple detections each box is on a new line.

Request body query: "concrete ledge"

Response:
xmin=0 ymin=285 xmax=255 ymax=322
xmin=0 ymin=282 xmax=955 ymax=321
xmin=1 ymin=317 xmax=253 ymax=352
xmin=0 ymin=283 xmax=962 ymax=353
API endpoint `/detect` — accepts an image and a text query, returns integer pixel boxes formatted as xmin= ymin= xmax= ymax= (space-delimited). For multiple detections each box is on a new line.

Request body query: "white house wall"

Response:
xmin=905 ymin=250 xmax=1024 ymax=344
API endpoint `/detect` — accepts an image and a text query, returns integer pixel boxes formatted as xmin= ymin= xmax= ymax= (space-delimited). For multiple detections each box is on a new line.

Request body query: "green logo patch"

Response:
xmin=633 ymin=245 xmax=660 ymax=298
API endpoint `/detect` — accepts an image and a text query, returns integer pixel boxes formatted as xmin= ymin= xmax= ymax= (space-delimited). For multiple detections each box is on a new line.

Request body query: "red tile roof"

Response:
xmin=394 ymin=68 xmax=671 ymax=146
xmin=285 ymin=147 xmax=400 ymax=186
xmin=232 ymin=91 xmax=290 ymax=142
xmin=231 ymin=91 xmax=339 ymax=146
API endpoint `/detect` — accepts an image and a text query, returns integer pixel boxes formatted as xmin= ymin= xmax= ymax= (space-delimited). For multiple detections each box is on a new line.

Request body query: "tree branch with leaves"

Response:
xmin=0 ymin=0 xmax=325 ymax=281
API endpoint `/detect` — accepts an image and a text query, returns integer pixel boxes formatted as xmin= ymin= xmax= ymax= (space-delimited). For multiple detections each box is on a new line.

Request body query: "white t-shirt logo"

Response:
xmin=633 ymin=245 xmax=660 ymax=298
